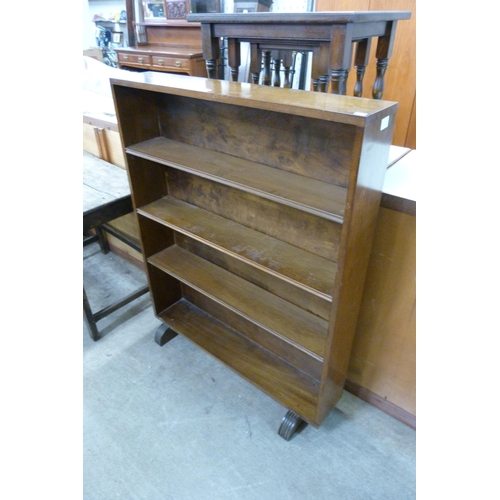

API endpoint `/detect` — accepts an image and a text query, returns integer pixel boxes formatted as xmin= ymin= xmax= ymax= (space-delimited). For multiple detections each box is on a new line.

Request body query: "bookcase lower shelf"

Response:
xmin=158 ymin=298 xmax=320 ymax=425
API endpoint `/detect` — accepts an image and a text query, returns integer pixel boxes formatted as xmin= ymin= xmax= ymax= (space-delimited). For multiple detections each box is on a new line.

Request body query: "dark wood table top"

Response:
xmin=187 ymin=11 xmax=412 ymax=24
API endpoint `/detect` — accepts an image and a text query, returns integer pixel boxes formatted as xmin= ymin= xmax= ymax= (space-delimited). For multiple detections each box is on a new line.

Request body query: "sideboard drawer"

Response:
xmin=152 ymin=56 xmax=190 ymax=71
xmin=118 ymin=53 xmax=152 ymax=67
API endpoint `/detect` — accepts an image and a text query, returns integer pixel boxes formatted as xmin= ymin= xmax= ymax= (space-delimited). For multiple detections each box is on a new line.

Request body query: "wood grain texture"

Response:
xmin=348 ymin=208 xmax=416 ymax=417
xmin=183 ymin=285 xmax=323 ymax=380
xmin=157 ymin=95 xmax=357 ymax=187
xmin=175 ymin=234 xmax=332 ymax=321
xmin=138 ymin=195 xmax=337 ymax=298
xmin=167 ymin=169 xmax=343 ymax=261
xmin=149 ymin=245 xmax=329 ymax=359
xmin=128 ymin=136 xmax=348 ymax=220
xmin=316 ymin=107 xmax=397 ymax=424
xmin=160 ymin=298 xmax=320 ymax=424
xmin=110 ymin=71 xmax=398 ymax=125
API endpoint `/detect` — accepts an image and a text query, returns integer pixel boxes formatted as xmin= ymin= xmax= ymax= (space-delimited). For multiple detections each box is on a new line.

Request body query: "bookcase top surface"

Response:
xmin=110 ymin=72 xmax=398 ymax=127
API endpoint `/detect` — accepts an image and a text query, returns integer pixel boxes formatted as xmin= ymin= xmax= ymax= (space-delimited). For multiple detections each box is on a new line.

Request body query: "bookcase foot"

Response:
xmin=278 ymin=410 xmax=306 ymax=441
xmin=154 ymin=323 xmax=178 ymax=346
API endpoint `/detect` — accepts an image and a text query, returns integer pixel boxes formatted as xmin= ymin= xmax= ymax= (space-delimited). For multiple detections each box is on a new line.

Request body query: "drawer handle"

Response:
xmin=175 ymin=60 xmax=182 ymax=68
xmin=158 ymin=59 xmax=164 ymax=66
xmin=123 ymin=55 xmax=128 ymax=60
xmin=138 ymin=57 xmax=144 ymax=63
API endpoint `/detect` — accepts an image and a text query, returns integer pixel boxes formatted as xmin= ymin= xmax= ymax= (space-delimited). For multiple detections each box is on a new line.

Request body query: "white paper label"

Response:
xmin=381 ymin=116 xmax=390 ymax=131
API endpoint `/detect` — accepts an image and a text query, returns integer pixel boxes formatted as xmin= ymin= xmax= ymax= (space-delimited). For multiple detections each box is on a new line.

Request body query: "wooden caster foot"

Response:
xmin=278 ymin=410 xmax=306 ymax=441
xmin=154 ymin=323 xmax=178 ymax=346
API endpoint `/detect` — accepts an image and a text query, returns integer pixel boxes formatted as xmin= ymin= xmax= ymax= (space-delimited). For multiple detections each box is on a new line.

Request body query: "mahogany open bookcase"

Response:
xmin=111 ymin=72 xmax=397 ymax=440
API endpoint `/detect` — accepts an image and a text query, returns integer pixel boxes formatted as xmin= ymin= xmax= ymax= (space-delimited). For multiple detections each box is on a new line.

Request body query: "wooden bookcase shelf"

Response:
xmin=111 ymin=72 xmax=398 ymax=439
xmin=127 ymin=137 xmax=348 ymax=222
xmin=138 ymin=196 xmax=337 ymax=298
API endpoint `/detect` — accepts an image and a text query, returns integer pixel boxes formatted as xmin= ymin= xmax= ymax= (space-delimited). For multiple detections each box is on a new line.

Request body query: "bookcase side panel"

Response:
xmin=112 ymin=85 xmax=162 ymax=148
xmin=317 ymin=109 xmax=398 ymax=424
xmin=147 ymin=262 xmax=183 ymax=317
xmin=126 ymin=156 xmax=168 ymax=209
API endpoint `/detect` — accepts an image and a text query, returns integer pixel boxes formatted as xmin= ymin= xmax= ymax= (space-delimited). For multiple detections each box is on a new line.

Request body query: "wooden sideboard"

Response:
xmin=116 ymin=45 xmax=206 ymax=75
xmin=116 ymin=2 xmax=206 ymax=76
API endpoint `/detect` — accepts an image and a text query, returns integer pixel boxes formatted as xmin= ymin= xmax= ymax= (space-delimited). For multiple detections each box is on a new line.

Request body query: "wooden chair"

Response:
xmin=83 ymin=152 xmax=149 ymax=341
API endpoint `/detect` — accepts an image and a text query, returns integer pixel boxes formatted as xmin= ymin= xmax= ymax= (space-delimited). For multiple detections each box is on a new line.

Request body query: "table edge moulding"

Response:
xmin=110 ymin=71 xmax=398 ymax=440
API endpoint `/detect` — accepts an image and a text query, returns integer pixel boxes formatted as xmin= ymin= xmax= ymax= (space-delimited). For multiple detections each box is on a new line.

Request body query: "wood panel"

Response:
xmin=315 ymin=0 xmax=416 ymax=148
xmin=83 ymin=120 xmax=126 ymax=168
xmin=102 ymin=129 xmax=126 ymax=167
xmin=348 ymin=207 xmax=416 ymax=420
xmin=83 ymin=123 xmax=101 ymax=158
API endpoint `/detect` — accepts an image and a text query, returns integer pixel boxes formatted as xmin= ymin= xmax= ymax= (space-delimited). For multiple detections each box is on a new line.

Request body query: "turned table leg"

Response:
xmin=312 ymin=43 xmax=329 ymax=92
xmin=272 ymin=51 xmax=282 ymax=87
xmin=227 ymin=37 xmax=241 ymax=82
xmin=250 ymin=43 xmax=262 ymax=84
xmin=354 ymin=38 xmax=371 ymax=97
xmin=282 ymin=50 xmax=293 ymax=88
xmin=262 ymin=50 xmax=272 ymax=86
xmin=201 ymin=24 xmax=219 ymax=79
xmin=372 ymin=21 xmax=398 ymax=99
xmin=329 ymin=25 xmax=354 ymax=95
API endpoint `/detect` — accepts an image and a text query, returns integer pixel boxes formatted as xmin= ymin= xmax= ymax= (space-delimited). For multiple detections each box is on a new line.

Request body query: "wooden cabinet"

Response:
xmin=117 ymin=1 xmax=205 ymax=76
xmin=111 ymin=72 xmax=397 ymax=439
xmin=116 ymin=46 xmax=206 ymax=75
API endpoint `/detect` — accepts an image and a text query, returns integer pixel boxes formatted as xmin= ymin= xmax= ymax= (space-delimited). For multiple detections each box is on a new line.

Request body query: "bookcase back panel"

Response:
xmin=167 ymin=169 xmax=342 ymax=262
xmin=157 ymin=94 xmax=357 ymax=187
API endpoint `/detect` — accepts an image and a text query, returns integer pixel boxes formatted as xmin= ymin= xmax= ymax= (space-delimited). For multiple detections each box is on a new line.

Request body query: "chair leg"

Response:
xmin=83 ymin=286 xmax=100 ymax=341
xmin=95 ymin=226 xmax=110 ymax=254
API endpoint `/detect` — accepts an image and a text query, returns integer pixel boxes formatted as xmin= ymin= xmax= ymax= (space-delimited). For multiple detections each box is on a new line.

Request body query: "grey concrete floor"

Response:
xmin=83 ymin=242 xmax=416 ymax=500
